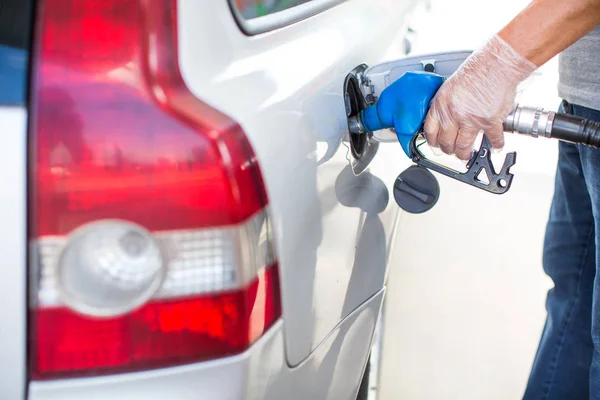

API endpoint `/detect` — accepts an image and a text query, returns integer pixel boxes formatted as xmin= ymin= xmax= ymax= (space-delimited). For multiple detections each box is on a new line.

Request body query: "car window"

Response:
xmin=234 ymin=0 xmax=314 ymax=19
xmin=230 ymin=0 xmax=344 ymax=35
xmin=0 ymin=0 xmax=34 ymax=105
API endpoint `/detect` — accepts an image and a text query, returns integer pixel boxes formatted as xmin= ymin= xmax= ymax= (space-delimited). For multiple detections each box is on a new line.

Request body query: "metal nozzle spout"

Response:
xmin=348 ymin=115 xmax=365 ymax=135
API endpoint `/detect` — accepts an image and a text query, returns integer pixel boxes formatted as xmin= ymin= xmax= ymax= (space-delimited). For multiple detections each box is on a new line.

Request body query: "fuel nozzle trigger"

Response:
xmin=392 ymin=134 xmax=516 ymax=213
xmin=409 ymin=133 xmax=516 ymax=194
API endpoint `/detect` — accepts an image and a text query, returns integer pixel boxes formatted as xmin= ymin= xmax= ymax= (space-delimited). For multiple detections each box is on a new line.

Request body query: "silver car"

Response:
xmin=0 ymin=0 xmax=447 ymax=398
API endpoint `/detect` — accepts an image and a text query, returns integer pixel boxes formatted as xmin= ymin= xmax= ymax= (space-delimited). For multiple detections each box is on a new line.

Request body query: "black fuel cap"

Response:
xmin=393 ymin=166 xmax=440 ymax=213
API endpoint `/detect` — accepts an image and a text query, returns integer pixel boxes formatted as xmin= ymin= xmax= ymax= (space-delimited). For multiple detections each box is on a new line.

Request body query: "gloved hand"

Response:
xmin=423 ymin=35 xmax=537 ymax=160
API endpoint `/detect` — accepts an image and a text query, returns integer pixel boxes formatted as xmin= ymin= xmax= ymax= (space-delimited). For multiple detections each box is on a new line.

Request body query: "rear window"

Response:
xmin=230 ymin=0 xmax=344 ymax=35
xmin=235 ymin=0 xmax=314 ymax=19
xmin=0 ymin=0 xmax=34 ymax=105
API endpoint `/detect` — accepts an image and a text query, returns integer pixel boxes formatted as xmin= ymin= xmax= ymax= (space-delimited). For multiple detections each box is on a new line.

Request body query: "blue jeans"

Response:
xmin=523 ymin=101 xmax=600 ymax=399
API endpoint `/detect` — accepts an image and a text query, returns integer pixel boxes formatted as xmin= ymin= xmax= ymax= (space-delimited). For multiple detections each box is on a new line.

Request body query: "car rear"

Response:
xmin=19 ymin=0 xmax=282 ymax=398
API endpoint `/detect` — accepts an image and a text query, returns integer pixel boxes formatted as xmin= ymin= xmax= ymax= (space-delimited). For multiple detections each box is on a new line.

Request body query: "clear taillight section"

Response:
xmin=29 ymin=0 xmax=280 ymax=380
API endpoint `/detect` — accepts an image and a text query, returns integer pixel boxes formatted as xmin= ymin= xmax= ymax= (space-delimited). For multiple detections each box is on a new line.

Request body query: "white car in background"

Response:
xmin=0 ymin=0 xmax=439 ymax=398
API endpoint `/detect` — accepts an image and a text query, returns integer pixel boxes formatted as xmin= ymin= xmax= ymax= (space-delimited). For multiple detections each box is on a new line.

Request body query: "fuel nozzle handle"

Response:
xmin=504 ymin=105 xmax=600 ymax=148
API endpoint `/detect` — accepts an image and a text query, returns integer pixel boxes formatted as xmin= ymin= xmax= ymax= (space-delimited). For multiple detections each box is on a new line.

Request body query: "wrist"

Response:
xmin=483 ymin=35 xmax=537 ymax=85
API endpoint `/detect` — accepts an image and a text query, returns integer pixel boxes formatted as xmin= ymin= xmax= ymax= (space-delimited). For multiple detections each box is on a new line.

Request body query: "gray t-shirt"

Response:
xmin=558 ymin=25 xmax=600 ymax=111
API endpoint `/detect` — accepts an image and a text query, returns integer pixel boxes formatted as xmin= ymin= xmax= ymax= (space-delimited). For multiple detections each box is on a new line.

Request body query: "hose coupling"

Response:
xmin=503 ymin=104 xmax=555 ymax=139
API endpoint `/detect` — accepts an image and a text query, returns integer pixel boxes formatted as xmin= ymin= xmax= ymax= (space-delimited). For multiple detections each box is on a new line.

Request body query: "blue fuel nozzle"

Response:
xmin=360 ymin=71 xmax=445 ymax=157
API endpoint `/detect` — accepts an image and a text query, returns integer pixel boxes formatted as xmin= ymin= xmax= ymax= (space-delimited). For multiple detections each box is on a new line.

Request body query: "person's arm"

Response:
xmin=500 ymin=0 xmax=600 ymax=66
xmin=424 ymin=0 xmax=600 ymax=161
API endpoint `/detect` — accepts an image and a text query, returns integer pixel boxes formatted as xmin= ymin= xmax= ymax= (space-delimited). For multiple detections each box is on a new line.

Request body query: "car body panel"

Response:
xmin=0 ymin=107 xmax=28 ymax=400
xmin=178 ymin=0 xmax=417 ymax=367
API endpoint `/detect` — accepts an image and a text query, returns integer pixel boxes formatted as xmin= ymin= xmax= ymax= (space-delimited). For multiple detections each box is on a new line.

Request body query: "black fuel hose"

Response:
xmin=551 ymin=113 xmax=600 ymax=147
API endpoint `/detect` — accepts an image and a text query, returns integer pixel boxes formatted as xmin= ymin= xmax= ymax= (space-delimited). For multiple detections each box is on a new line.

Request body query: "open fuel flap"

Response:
xmin=363 ymin=50 xmax=472 ymax=99
xmin=344 ymin=51 xmax=471 ymax=176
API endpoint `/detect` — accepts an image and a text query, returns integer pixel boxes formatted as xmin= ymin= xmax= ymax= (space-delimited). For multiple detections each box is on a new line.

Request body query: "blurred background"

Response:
xmin=380 ymin=0 xmax=560 ymax=399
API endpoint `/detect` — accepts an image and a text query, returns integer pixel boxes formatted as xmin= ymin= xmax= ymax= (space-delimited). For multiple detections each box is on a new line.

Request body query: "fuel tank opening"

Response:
xmin=343 ymin=64 xmax=379 ymax=176
xmin=344 ymin=66 xmax=369 ymax=160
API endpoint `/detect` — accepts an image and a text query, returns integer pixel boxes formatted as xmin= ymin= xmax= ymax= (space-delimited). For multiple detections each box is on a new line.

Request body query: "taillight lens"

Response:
xmin=29 ymin=0 xmax=280 ymax=380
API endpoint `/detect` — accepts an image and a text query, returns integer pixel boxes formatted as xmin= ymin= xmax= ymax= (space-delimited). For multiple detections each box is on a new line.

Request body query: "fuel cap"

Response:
xmin=393 ymin=165 xmax=440 ymax=213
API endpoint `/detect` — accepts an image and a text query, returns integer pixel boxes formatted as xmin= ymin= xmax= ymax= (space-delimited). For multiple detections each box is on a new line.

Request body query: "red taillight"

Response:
xmin=34 ymin=266 xmax=281 ymax=379
xmin=29 ymin=0 xmax=280 ymax=380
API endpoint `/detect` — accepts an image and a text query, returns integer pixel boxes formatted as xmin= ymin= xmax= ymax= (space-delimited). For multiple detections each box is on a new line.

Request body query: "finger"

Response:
xmin=486 ymin=125 xmax=505 ymax=150
xmin=437 ymin=119 xmax=459 ymax=156
xmin=430 ymin=143 xmax=443 ymax=157
xmin=455 ymin=128 xmax=480 ymax=160
xmin=423 ymin=107 xmax=440 ymax=148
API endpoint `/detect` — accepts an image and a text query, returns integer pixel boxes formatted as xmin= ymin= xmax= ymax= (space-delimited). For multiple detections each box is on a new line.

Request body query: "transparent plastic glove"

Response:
xmin=423 ymin=35 xmax=537 ymax=160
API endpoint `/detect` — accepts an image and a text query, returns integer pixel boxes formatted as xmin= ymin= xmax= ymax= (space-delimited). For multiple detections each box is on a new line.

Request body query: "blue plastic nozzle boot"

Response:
xmin=360 ymin=71 xmax=445 ymax=157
